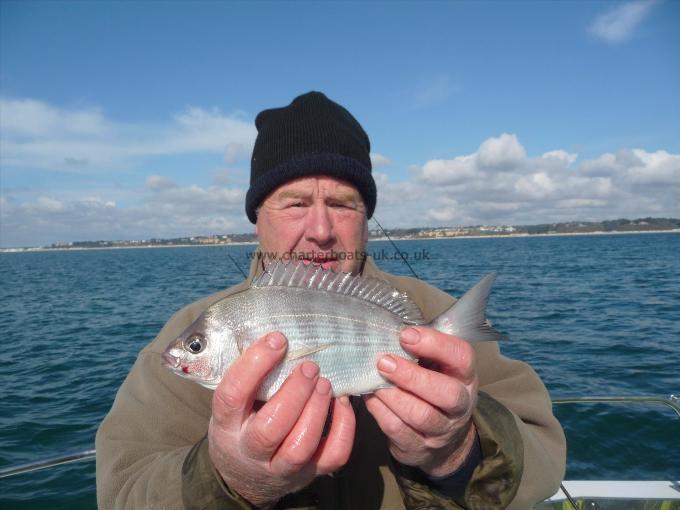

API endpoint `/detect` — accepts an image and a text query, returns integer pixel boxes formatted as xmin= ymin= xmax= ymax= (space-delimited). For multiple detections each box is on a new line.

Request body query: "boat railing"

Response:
xmin=552 ymin=394 xmax=680 ymax=417
xmin=0 ymin=449 xmax=96 ymax=479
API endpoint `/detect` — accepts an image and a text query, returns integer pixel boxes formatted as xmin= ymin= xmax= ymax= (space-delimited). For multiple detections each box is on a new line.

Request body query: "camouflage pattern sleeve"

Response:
xmin=392 ymin=393 xmax=524 ymax=510
xmin=181 ymin=436 xmax=257 ymax=510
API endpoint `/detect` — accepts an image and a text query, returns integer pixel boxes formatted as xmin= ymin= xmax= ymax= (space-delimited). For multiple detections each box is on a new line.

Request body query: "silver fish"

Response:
xmin=162 ymin=260 xmax=503 ymax=400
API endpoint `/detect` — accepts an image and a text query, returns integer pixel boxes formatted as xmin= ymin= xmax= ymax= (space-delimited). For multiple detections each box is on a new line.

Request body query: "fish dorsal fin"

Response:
xmin=252 ymin=260 xmax=425 ymax=325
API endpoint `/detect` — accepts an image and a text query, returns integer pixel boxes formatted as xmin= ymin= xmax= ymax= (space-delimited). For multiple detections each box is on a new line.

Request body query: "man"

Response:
xmin=96 ymin=92 xmax=566 ymax=509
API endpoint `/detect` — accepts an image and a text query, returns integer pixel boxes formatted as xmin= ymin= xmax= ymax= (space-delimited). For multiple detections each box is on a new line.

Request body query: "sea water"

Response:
xmin=1 ymin=233 xmax=678 ymax=508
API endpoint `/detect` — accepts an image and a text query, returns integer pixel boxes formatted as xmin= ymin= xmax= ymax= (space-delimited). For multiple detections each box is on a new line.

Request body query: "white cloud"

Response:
xmin=542 ymin=150 xmax=578 ymax=166
xmin=626 ymin=149 xmax=680 ymax=184
xmin=372 ymin=171 xmax=390 ymax=188
xmin=580 ymin=152 xmax=620 ymax=177
xmin=556 ymin=198 xmax=608 ymax=209
xmin=0 ymin=180 xmax=249 ymax=247
xmin=34 ymin=196 xmax=67 ymax=213
xmin=2 ymin=103 xmax=679 ymax=247
xmin=580 ymin=149 xmax=680 ymax=185
xmin=145 ymin=175 xmax=177 ymax=190
xmin=0 ymin=98 xmax=111 ymax=137
xmin=0 ymin=98 xmax=257 ymax=172
xmin=419 ymin=155 xmax=477 ymax=185
xmin=427 ymin=207 xmax=457 ymax=223
xmin=477 ymin=133 xmax=526 ymax=170
xmin=0 ymin=96 xmax=258 ymax=246
xmin=370 ymin=153 xmax=392 ymax=167
xmin=589 ymin=0 xmax=657 ymax=44
xmin=416 ymin=134 xmax=528 ymax=189
xmin=514 ymin=172 xmax=557 ymax=200
xmin=380 ymin=133 xmax=680 ymax=228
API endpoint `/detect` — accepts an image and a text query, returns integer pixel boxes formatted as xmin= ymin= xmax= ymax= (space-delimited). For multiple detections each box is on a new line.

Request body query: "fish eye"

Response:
xmin=184 ymin=334 xmax=205 ymax=354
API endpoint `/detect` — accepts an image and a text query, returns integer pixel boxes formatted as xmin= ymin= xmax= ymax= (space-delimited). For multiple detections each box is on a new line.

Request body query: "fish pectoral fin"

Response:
xmin=286 ymin=344 xmax=335 ymax=361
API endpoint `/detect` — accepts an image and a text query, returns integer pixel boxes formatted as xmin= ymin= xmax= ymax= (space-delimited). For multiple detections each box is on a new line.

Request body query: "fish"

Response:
xmin=161 ymin=260 xmax=504 ymax=400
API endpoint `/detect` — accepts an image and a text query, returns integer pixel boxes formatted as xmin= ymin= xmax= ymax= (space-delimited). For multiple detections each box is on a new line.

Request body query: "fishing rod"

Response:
xmin=372 ymin=217 xmax=420 ymax=279
xmin=226 ymin=252 xmax=248 ymax=279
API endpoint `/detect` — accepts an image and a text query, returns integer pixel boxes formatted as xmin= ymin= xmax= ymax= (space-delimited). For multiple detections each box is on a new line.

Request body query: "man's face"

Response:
xmin=255 ymin=176 xmax=369 ymax=274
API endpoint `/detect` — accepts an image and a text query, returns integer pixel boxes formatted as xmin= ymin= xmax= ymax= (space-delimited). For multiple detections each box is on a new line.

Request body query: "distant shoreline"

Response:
xmin=377 ymin=228 xmax=680 ymax=242
xmin=2 ymin=229 xmax=678 ymax=253
xmin=0 ymin=241 xmax=259 ymax=253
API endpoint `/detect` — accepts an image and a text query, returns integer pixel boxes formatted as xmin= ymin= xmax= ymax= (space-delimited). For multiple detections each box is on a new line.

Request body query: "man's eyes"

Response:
xmin=329 ymin=202 xmax=357 ymax=210
xmin=284 ymin=201 xmax=306 ymax=208
xmin=282 ymin=200 xmax=357 ymax=209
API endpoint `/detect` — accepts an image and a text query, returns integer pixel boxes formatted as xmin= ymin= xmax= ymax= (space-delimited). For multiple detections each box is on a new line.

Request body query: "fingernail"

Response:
xmin=316 ymin=378 xmax=331 ymax=395
xmin=401 ymin=328 xmax=420 ymax=345
xmin=266 ymin=333 xmax=285 ymax=350
xmin=301 ymin=361 xmax=320 ymax=379
xmin=378 ymin=355 xmax=397 ymax=373
xmin=338 ymin=395 xmax=352 ymax=407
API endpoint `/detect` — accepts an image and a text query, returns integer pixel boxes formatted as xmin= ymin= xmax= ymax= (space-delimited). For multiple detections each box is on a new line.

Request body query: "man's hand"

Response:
xmin=208 ymin=332 xmax=356 ymax=507
xmin=365 ymin=327 xmax=478 ymax=477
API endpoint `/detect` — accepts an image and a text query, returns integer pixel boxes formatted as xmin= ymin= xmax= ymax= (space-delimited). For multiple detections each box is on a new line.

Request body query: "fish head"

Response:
xmin=161 ymin=313 xmax=236 ymax=389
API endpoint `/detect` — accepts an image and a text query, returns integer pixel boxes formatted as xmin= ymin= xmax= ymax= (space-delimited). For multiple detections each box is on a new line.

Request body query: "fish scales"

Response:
xmin=216 ymin=286 xmax=415 ymax=399
xmin=162 ymin=260 xmax=504 ymax=400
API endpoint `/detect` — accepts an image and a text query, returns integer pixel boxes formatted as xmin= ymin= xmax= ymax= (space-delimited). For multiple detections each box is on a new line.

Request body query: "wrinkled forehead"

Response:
xmin=267 ymin=176 xmax=364 ymax=204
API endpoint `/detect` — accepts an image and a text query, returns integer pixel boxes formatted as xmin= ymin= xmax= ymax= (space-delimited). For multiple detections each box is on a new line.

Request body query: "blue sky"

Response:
xmin=1 ymin=0 xmax=678 ymax=247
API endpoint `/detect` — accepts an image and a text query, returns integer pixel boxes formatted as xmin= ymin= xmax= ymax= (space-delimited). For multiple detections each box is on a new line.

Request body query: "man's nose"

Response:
xmin=304 ymin=203 xmax=335 ymax=246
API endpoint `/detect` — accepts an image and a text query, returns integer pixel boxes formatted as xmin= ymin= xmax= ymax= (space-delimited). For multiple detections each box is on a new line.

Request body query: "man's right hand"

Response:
xmin=207 ymin=332 xmax=356 ymax=507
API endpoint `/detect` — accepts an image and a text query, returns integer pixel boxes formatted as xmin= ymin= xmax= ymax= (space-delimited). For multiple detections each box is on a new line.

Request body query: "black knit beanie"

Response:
xmin=246 ymin=91 xmax=376 ymax=223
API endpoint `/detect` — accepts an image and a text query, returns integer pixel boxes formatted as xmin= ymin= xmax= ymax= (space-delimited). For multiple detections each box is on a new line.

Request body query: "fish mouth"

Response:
xmin=161 ymin=352 xmax=180 ymax=369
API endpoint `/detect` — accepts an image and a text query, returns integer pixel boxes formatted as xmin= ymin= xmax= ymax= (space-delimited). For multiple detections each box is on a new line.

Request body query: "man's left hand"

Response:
xmin=364 ymin=326 xmax=478 ymax=477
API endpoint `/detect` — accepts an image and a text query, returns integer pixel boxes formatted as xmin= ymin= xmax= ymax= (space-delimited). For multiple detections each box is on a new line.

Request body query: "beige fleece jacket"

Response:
xmin=96 ymin=255 xmax=566 ymax=509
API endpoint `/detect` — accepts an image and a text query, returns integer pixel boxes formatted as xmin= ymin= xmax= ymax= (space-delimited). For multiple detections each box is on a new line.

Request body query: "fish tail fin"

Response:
xmin=429 ymin=273 xmax=505 ymax=342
